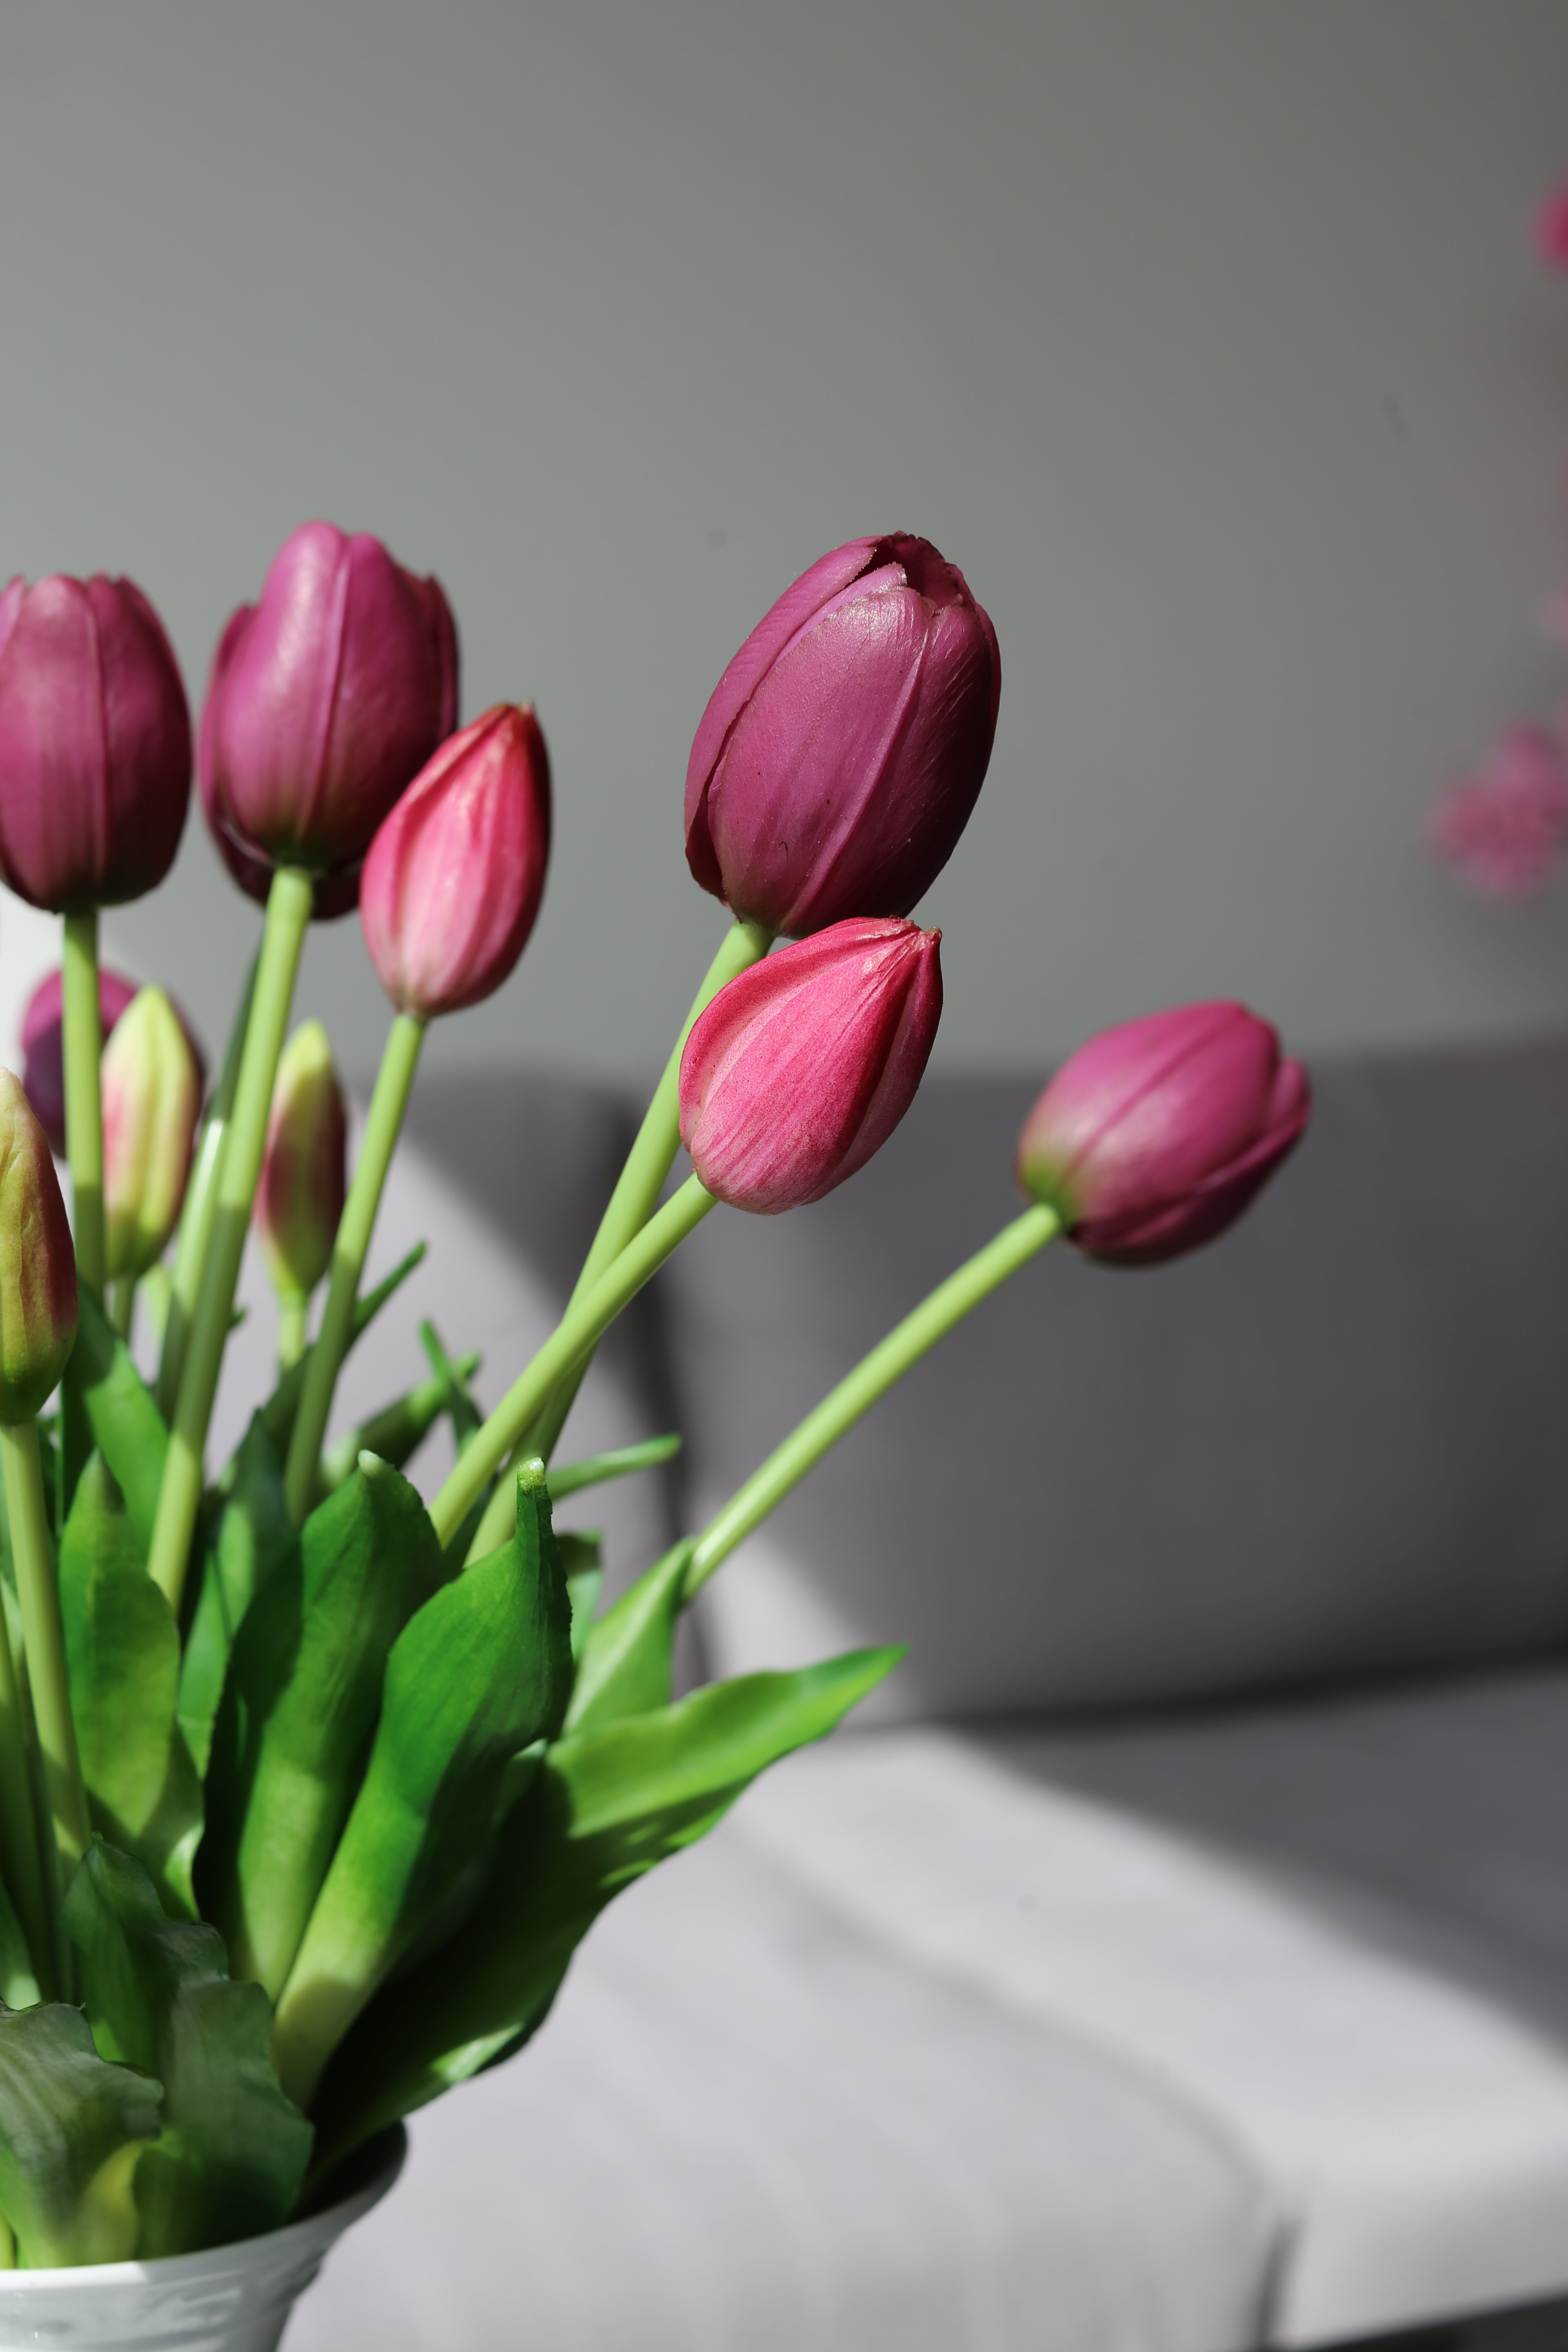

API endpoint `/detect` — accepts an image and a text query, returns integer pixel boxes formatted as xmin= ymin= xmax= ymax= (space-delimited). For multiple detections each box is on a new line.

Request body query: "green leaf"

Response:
xmin=0 ymin=1998 xmax=162 ymax=2265
xmin=66 ymin=1289 xmax=169 ymax=1561
xmin=64 ymin=1842 xmax=311 ymax=2258
xmin=317 ymin=1355 xmax=480 ymax=1498
xmin=547 ymin=1431 xmax=681 ymax=1504
xmin=272 ymin=1464 xmax=574 ymax=2112
xmin=311 ymin=1646 xmax=900 ymax=2166
xmin=202 ymin=1457 xmax=445 ymax=2000
xmin=60 ymin=1457 xmax=202 ymax=1920
xmin=559 ymin=1532 xmax=602 ymax=1668
xmin=564 ymin=1540 xmax=693 ymax=1736
xmin=177 ymin=1415 xmax=295 ymax=1780
xmin=253 ymin=1241 xmax=429 ymax=1462
xmin=0 ymin=1873 xmax=39 ymax=2011
xmin=419 ymin=1320 xmax=482 ymax=1454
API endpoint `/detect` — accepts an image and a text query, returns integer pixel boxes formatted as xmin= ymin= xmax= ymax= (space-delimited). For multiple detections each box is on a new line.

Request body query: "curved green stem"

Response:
xmin=283 ymin=1012 xmax=425 ymax=1527
xmin=147 ymin=866 xmax=314 ymax=1613
xmin=685 ymin=1203 xmax=1062 ymax=1598
xmin=157 ymin=954 xmax=258 ymax=1419
xmin=62 ymin=911 xmax=104 ymax=1300
xmin=430 ymin=1175 xmax=716 ymax=1552
xmin=2 ymin=1419 xmax=89 ymax=1878
xmin=463 ymin=918 xmax=768 ymax=1564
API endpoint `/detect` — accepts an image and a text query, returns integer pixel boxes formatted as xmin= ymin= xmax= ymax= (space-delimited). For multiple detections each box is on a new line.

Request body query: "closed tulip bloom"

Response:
xmin=360 ymin=704 xmax=551 ymax=1017
xmin=102 ymin=987 xmax=204 ymax=1282
xmin=685 ymin=534 xmax=1000 ymax=937
xmin=200 ymin=521 xmax=458 ymax=885
xmin=0 ymin=574 xmax=191 ymax=913
xmin=679 ymin=916 xmax=942 ymax=1213
xmin=20 ymin=965 xmax=140 ymax=1154
xmin=0 ymin=1070 xmax=77 ymax=1422
xmin=1016 ymin=1002 xmax=1310 ymax=1265
xmin=256 ymin=1022 xmax=347 ymax=1301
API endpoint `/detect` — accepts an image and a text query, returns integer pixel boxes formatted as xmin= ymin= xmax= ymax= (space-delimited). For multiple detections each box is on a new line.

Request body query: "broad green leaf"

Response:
xmin=177 ymin=1416 xmax=294 ymax=1779
xmin=564 ymin=1540 xmax=693 ymax=1736
xmin=60 ymin=1457 xmax=201 ymax=1920
xmin=547 ymin=1431 xmax=681 ymax=1504
xmin=253 ymin=1242 xmax=428 ymax=1462
xmin=559 ymin=1532 xmax=602 ymax=1668
xmin=272 ymin=1465 xmax=573 ymax=2111
xmin=316 ymin=1354 xmax=479 ymax=1498
xmin=311 ymin=1646 xmax=899 ymax=2165
xmin=0 ymin=1998 xmax=161 ymax=2265
xmin=203 ymin=1458 xmax=446 ymax=2001
xmin=64 ymin=1842 xmax=311 ymax=2257
xmin=0 ymin=1873 xmax=39 ymax=2010
xmin=67 ymin=1289 xmax=169 ymax=1559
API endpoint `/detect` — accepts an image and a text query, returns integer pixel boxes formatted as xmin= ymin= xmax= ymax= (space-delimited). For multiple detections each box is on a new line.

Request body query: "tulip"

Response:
xmin=1539 ymin=186 xmax=1568 ymax=271
xmin=360 ymin=703 xmax=551 ymax=1018
xmin=199 ymin=712 xmax=362 ymax=920
xmin=102 ymin=988 xmax=203 ymax=1285
xmin=684 ymin=534 xmax=1000 ymax=937
xmin=0 ymin=1071 xmax=77 ymax=1423
xmin=199 ymin=521 xmax=458 ymax=886
xmin=19 ymin=966 xmax=139 ymax=1154
xmin=256 ymin=1022 xmax=347 ymax=1320
xmin=1016 ymin=1002 xmax=1310 ymax=1265
xmin=0 ymin=574 xmax=191 ymax=915
xmin=1430 ymin=727 xmax=1568 ymax=900
xmin=679 ymin=915 xmax=942 ymax=1214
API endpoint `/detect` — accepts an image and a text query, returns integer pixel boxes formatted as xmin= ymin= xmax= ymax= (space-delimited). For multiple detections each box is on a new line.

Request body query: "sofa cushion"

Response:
xmin=292 ymin=1808 xmax=1276 ymax=2352
xmin=733 ymin=1665 xmax=1568 ymax=2346
xmin=670 ymin=1042 xmax=1568 ymax=1719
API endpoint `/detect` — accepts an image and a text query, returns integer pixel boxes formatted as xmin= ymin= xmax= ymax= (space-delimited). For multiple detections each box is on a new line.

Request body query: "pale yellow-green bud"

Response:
xmin=102 ymin=987 xmax=203 ymax=1283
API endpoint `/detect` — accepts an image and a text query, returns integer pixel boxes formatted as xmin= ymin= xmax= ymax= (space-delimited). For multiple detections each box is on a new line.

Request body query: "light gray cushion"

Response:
xmin=735 ymin=1672 xmax=1568 ymax=2346
xmin=292 ymin=1809 xmax=1276 ymax=2352
xmin=668 ymin=1041 xmax=1568 ymax=1718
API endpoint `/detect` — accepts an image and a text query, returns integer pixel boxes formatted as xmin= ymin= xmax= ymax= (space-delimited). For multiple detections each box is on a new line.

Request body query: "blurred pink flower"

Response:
xmin=1538 ymin=185 xmax=1568 ymax=270
xmin=1431 ymin=727 xmax=1568 ymax=898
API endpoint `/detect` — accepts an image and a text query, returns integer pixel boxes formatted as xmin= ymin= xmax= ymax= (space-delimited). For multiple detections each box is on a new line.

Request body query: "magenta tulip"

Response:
xmin=1016 ymin=1002 xmax=1310 ymax=1265
xmin=19 ymin=967 xmax=140 ymax=1154
xmin=684 ymin=534 xmax=1000 ymax=938
xmin=0 ymin=574 xmax=191 ymax=913
xmin=679 ymin=916 xmax=942 ymax=1213
xmin=360 ymin=703 xmax=551 ymax=1018
xmin=0 ymin=1069 xmax=77 ymax=1422
xmin=199 ymin=521 xmax=458 ymax=891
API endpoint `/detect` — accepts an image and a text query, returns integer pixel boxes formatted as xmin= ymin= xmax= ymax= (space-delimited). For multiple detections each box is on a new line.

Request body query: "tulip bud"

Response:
xmin=200 ymin=521 xmax=458 ymax=891
xmin=1016 ymin=1002 xmax=1310 ymax=1265
xmin=359 ymin=704 xmax=551 ymax=1019
xmin=255 ymin=1022 xmax=347 ymax=1301
xmin=19 ymin=966 xmax=139 ymax=1154
xmin=0 ymin=1070 xmax=77 ymax=1422
xmin=101 ymin=987 xmax=204 ymax=1283
xmin=0 ymin=574 xmax=191 ymax=913
xmin=679 ymin=916 xmax=942 ymax=1213
xmin=685 ymin=535 xmax=1000 ymax=938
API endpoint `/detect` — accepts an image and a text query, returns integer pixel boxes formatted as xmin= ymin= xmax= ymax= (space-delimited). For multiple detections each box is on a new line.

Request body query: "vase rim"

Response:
xmin=0 ymin=2121 xmax=406 ymax=2290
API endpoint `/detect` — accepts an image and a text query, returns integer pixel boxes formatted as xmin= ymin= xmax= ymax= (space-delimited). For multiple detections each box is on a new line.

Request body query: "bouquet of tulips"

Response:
xmin=0 ymin=525 xmax=1309 ymax=2270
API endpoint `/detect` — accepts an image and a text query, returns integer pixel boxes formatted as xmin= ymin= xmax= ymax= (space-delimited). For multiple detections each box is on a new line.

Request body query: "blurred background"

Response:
xmin=0 ymin=0 xmax=1566 ymax=1083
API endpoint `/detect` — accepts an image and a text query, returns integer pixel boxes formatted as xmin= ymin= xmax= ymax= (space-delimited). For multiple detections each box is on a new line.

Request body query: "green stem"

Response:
xmin=685 ymin=1203 xmax=1062 ymax=1597
xmin=157 ymin=954 xmax=258 ymax=1420
xmin=62 ymin=910 xmax=105 ymax=1300
xmin=463 ymin=917 xmax=768 ymax=1563
xmin=2 ymin=1419 xmax=90 ymax=1878
xmin=276 ymin=1292 xmax=308 ymax=1374
xmin=146 ymin=867 xmax=314 ymax=1614
xmin=0 ymin=1588 xmax=53 ymax=1999
xmin=109 ymin=1279 xmax=135 ymax=1345
xmin=283 ymin=1012 xmax=426 ymax=1527
xmin=429 ymin=1175 xmax=716 ymax=1552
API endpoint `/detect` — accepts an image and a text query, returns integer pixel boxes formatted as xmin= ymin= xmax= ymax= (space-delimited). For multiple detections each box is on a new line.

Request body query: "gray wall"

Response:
xmin=0 ymin=1 xmax=1566 ymax=1085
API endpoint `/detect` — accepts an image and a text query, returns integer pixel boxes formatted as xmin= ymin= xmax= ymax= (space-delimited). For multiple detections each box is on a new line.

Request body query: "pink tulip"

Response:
xmin=0 ymin=1069 xmax=77 ymax=1422
xmin=685 ymin=534 xmax=1000 ymax=936
xmin=1430 ymin=727 xmax=1568 ymax=899
xmin=0 ymin=574 xmax=191 ymax=913
xmin=1016 ymin=1002 xmax=1310 ymax=1265
xmin=255 ymin=1022 xmax=347 ymax=1303
xmin=679 ymin=916 xmax=942 ymax=1213
xmin=1539 ymin=185 xmax=1568 ymax=270
xmin=19 ymin=967 xmax=140 ymax=1154
xmin=199 ymin=521 xmax=458 ymax=891
xmin=359 ymin=704 xmax=551 ymax=1018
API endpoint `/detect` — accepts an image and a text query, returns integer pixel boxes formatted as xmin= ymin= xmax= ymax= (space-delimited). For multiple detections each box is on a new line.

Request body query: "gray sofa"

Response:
xmin=274 ymin=1040 xmax=1568 ymax=2352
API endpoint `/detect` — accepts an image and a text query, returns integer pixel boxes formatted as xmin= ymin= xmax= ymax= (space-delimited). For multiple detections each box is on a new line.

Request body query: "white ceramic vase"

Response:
xmin=0 ymin=2125 xmax=404 ymax=2352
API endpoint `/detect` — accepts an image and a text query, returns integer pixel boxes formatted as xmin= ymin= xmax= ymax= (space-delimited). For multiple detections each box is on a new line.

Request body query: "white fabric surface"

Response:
xmin=289 ymin=1817 xmax=1275 ymax=2352
xmin=733 ymin=1730 xmax=1568 ymax=2346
